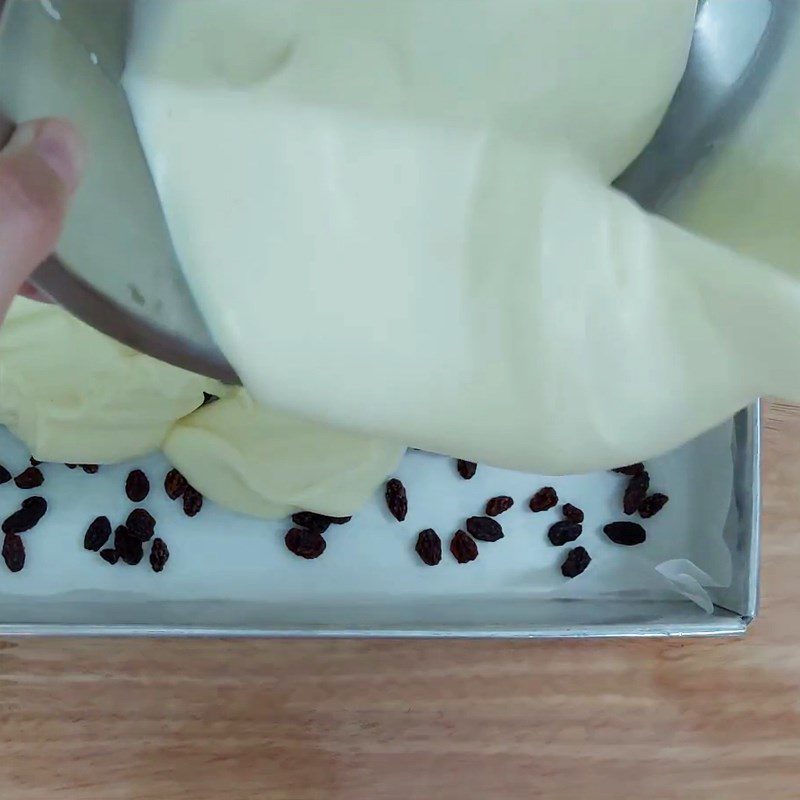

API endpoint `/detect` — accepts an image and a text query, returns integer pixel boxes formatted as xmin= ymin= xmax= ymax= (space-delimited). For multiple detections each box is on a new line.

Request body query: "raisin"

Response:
xmin=450 ymin=530 xmax=479 ymax=563
xmin=2 ymin=496 xmax=47 ymax=534
xmin=603 ymin=521 xmax=647 ymax=546
xmin=182 ymin=485 xmax=203 ymax=517
xmin=81 ymin=464 xmax=99 ymax=474
xmin=548 ymin=521 xmax=583 ymax=546
xmin=561 ymin=546 xmax=591 ymax=578
xmin=99 ymin=549 xmax=119 ymax=565
xmin=2 ymin=533 xmax=25 ymax=572
xmin=466 ymin=516 xmax=504 ymax=542
xmin=485 ymin=496 xmax=514 ymax=517
xmin=613 ymin=463 xmax=645 ymax=476
xmin=0 ymin=464 xmax=10 ymax=485
xmin=14 ymin=467 xmax=44 ymax=490
xmin=65 ymin=463 xmax=78 ymax=469
xmin=150 ymin=538 xmax=170 ymax=573
xmin=29 ymin=457 xmax=41 ymax=466
xmin=164 ymin=468 xmax=188 ymax=500
xmin=126 ymin=508 xmax=156 ymax=542
xmin=291 ymin=511 xmax=351 ymax=531
xmin=115 ymin=525 xmax=144 ymax=565
xmin=623 ymin=471 xmax=650 ymax=515
xmin=639 ymin=493 xmax=669 ymax=519
xmin=284 ymin=527 xmax=326 ymax=559
xmin=385 ymin=478 xmax=408 ymax=522
xmin=529 ymin=486 xmax=558 ymax=512
xmin=291 ymin=511 xmax=332 ymax=534
xmin=562 ymin=503 xmax=584 ymax=524
xmin=22 ymin=496 xmax=47 ymax=514
xmin=125 ymin=469 xmax=150 ymax=502
xmin=456 ymin=460 xmax=477 ymax=480
xmin=84 ymin=516 xmax=112 ymax=552
xmin=415 ymin=529 xmax=442 ymax=566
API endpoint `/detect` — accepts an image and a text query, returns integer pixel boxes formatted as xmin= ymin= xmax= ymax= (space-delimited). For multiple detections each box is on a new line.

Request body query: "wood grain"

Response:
xmin=0 ymin=400 xmax=798 ymax=799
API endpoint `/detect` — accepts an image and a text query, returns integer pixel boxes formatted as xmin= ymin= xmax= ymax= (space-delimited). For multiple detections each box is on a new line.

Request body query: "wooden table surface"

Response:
xmin=0 ymin=401 xmax=798 ymax=800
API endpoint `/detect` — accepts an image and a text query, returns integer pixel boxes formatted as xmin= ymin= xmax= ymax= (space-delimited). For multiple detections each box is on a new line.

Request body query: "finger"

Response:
xmin=0 ymin=118 xmax=84 ymax=318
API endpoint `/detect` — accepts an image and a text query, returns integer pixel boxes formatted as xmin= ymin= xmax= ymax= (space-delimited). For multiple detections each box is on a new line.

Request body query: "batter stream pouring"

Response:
xmin=1 ymin=0 xmax=797 ymax=475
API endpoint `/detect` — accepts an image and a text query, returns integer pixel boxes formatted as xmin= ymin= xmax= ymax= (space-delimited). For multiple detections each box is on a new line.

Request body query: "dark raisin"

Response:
xmin=0 ymin=464 xmax=10 ymax=485
xmin=29 ymin=457 xmax=41 ymax=466
xmin=450 ymin=530 xmax=479 ymax=563
xmin=291 ymin=511 xmax=332 ymax=534
xmin=639 ymin=493 xmax=669 ymax=519
xmin=613 ymin=463 xmax=645 ymax=476
xmin=81 ymin=464 xmax=99 ymax=474
xmin=466 ymin=516 xmax=504 ymax=542
xmin=623 ymin=471 xmax=650 ymax=515
xmin=290 ymin=511 xmax=352 ymax=531
xmin=83 ymin=516 xmax=112 ymax=552
xmin=284 ymin=527 xmax=326 ymax=559
xmin=529 ymin=486 xmax=558 ymax=512
xmin=485 ymin=496 xmax=514 ymax=517
xmin=547 ymin=521 xmax=583 ymax=546
xmin=114 ymin=525 xmax=144 ymax=565
xmin=2 ymin=533 xmax=25 ymax=572
xmin=182 ymin=485 xmax=203 ymax=517
xmin=22 ymin=496 xmax=47 ymax=513
xmin=126 ymin=508 xmax=156 ymax=542
xmin=202 ymin=392 xmax=219 ymax=406
xmin=603 ymin=521 xmax=647 ymax=546
xmin=415 ymin=529 xmax=442 ymax=566
xmin=385 ymin=478 xmax=408 ymax=522
xmin=65 ymin=463 xmax=78 ymax=469
xmin=125 ymin=469 xmax=150 ymax=502
xmin=14 ymin=467 xmax=44 ymax=490
xmin=562 ymin=503 xmax=584 ymax=524
xmin=112 ymin=524 xmax=128 ymax=549
xmin=164 ymin=468 xmax=188 ymax=500
xmin=99 ymin=549 xmax=119 ymax=565
xmin=2 ymin=496 xmax=47 ymax=534
xmin=150 ymin=538 xmax=170 ymax=573
xmin=456 ymin=460 xmax=477 ymax=480
xmin=561 ymin=546 xmax=591 ymax=578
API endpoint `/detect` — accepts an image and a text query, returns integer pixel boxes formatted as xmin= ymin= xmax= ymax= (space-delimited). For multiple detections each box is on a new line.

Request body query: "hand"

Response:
xmin=0 ymin=118 xmax=84 ymax=321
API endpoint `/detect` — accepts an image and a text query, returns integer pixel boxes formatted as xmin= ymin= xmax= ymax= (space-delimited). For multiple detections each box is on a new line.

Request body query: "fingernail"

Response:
xmin=33 ymin=119 xmax=85 ymax=194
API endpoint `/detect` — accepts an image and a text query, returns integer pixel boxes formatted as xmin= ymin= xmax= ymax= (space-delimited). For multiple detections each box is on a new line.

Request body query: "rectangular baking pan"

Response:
xmin=0 ymin=405 xmax=759 ymax=638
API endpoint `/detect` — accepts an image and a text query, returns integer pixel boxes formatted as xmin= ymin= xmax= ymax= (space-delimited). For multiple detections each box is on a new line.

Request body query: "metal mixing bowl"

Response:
xmin=0 ymin=0 xmax=795 ymax=382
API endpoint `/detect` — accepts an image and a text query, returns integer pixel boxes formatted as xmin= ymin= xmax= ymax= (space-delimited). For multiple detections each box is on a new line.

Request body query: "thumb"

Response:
xmin=0 ymin=118 xmax=85 ymax=319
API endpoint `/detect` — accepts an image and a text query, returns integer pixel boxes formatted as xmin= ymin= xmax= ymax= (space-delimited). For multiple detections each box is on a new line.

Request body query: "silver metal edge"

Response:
xmin=0 ymin=619 xmax=745 ymax=639
xmin=707 ymin=404 xmax=761 ymax=625
xmin=32 ymin=256 xmax=239 ymax=383
xmin=615 ymin=0 xmax=799 ymax=210
xmin=743 ymin=402 xmax=762 ymax=623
